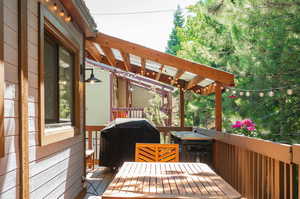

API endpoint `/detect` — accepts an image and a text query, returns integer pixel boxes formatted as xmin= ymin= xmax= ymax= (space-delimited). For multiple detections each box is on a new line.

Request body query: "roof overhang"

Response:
xmin=60 ymin=0 xmax=97 ymax=37
xmin=86 ymin=32 xmax=235 ymax=95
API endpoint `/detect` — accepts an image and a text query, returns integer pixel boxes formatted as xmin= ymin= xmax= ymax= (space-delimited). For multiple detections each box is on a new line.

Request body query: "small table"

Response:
xmin=102 ymin=162 xmax=241 ymax=199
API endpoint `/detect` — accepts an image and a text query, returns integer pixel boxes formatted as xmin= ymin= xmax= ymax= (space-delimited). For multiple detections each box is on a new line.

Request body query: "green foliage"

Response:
xmin=166 ymin=6 xmax=184 ymax=55
xmin=171 ymin=0 xmax=300 ymax=144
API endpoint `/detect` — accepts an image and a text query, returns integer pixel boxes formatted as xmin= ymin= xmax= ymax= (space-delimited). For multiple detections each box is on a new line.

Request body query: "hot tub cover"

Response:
xmin=99 ymin=118 xmax=160 ymax=168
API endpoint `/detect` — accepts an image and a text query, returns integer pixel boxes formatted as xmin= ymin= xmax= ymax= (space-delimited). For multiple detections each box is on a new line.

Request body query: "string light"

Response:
xmin=239 ymin=92 xmax=244 ymax=96
xmin=232 ymin=90 xmax=236 ymax=95
xmin=52 ymin=3 xmax=58 ymax=11
xmin=59 ymin=10 xmax=65 ymax=17
xmin=268 ymin=91 xmax=274 ymax=97
xmin=287 ymin=89 xmax=293 ymax=95
xmin=246 ymin=91 xmax=250 ymax=97
xmin=45 ymin=0 xmax=50 ymax=2
xmin=259 ymin=92 xmax=264 ymax=97
xmin=65 ymin=15 xmax=72 ymax=22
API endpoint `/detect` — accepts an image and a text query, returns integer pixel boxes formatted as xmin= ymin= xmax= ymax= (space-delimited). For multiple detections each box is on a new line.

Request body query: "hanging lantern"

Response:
xmin=268 ymin=91 xmax=274 ymax=97
xmin=246 ymin=91 xmax=250 ymax=97
xmin=259 ymin=92 xmax=264 ymax=97
xmin=287 ymin=89 xmax=293 ymax=95
xmin=240 ymin=92 xmax=244 ymax=96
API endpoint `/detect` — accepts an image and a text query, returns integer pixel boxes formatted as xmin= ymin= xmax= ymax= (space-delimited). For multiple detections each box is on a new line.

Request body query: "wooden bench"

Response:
xmin=135 ymin=143 xmax=179 ymax=162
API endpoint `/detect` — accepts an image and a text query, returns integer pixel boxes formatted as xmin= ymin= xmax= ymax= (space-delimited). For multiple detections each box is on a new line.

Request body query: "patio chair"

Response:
xmin=135 ymin=143 xmax=179 ymax=162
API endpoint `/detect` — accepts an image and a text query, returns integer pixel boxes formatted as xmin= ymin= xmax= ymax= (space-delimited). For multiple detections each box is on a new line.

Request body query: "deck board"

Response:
xmin=84 ymin=167 xmax=114 ymax=199
xmin=102 ymin=162 xmax=241 ymax=199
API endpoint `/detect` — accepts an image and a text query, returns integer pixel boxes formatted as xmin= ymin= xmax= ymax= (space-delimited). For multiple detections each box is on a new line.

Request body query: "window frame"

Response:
xmin=0 ymin=0 xmax=4 ymax=156
xmin=44 ymin=33 xmax=75 ymax=125
xmin=39 ymin=4 xmax=81 ymax=146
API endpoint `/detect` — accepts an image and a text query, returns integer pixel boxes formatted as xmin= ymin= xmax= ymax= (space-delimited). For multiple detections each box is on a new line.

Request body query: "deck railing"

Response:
xmin=84 ymin=125 xmax=299 ymax=198
xmin=112 ymin=107 xmax=145 ymax=119
xmin=85 ymin=126 xmax=105 ymax=165
xmin=213 ymin=132 xmax=299 ymax=199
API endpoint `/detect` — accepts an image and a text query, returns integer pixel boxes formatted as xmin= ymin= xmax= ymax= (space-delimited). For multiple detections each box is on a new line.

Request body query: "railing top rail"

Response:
xmin=112 ymin=107 xmax=144 ymax=111
xmin=86 ymin=125 xmax=106 ymax=131
xmin=214 ymin=132 xmax=292 ymax=164
xmin=292 ymin=144 xmax=300 ymax=165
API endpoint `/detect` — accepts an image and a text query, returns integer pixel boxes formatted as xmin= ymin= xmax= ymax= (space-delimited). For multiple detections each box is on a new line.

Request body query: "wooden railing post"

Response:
xmin=215 ymin=83 xmax=222 ymax=131
xmin=179 ymin=89 xmax=184 ymax=127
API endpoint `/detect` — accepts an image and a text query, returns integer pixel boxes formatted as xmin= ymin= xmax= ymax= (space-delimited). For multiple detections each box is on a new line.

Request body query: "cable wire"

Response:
xmin=90 ymin=9 xmax=177 ymax=16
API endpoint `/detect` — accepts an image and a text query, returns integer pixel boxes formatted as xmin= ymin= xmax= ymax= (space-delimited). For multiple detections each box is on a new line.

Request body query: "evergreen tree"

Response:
xmin=173 ymin=0 xmax=300 ymax=144
xmin=166 ymin=5 xmax=184 ymax=55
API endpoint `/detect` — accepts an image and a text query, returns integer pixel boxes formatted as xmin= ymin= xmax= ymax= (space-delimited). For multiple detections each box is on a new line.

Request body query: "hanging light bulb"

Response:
xmin=268 ymin=91 xmax=274 ymax=97
xmin=259 ymin=92 xmax=264 ymax=97
xmin=239 ymin=92 xmax=244 ymax=96
xmin=65 ymin=15 xmax=72 ymax=22
xmin=287 ymin=89 xmax=293 ymax=95
xmin=226 ymin=88 xmax=230 ymax=92
xmin=232 ymin=90 xmax=236 ymax=95
xmin=246 ymin=91 xmax=250 ymax=97
xmin=45 ymin=0 xmax=50 ymax=2
xmin=59 ymin=10 xmax=65 ymax=17
xmin=52 ymin=3 xmax=58 ymax=11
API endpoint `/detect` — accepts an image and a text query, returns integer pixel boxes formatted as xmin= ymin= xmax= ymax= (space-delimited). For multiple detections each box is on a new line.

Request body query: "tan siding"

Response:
xmin=0 ymin=0 xmax=19 ymax=198
xmin=1 ymin=0 xmax=85 ymax=198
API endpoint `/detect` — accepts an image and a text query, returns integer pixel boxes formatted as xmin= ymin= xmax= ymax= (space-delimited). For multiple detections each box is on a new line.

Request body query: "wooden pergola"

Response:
xmin=86 ymin=32 xmax=235 ymax=131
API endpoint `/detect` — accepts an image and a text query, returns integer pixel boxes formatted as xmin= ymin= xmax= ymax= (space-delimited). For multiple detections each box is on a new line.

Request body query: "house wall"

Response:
xmin=117 ymin=78 xmax=127 ymax=107
xmin=86 ymin=68 xmax=111 ymax=125
xmin=131 ymin=85 xmax=154 ymax=108
xmin=0 ymin=0 xmax=85 ymax=198
xmin=1 ymin=0 xmax=20 ymax=198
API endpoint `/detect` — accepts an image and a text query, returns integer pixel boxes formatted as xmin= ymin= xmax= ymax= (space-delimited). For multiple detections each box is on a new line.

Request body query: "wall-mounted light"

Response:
xmin=85 ymin=68 xmax=102 ymax=84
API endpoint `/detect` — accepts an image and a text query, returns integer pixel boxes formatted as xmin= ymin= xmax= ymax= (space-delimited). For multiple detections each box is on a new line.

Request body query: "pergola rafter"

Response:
xmin=86 ymin=32 xmax=234 ymax=95
xmin=186 ymin=76 xmax=205 ymax=90
xmin=155 ymin=64 xmax=164 ymax=81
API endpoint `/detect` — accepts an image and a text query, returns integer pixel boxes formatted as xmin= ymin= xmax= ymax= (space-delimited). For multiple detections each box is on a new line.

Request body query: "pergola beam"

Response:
xmin=89 ymin=33 xmax=234 ymax=86
xmin=120 ymin=51 xmax=131 ymax=71
xmin=186 ymin=76 xmax=205 ymax=90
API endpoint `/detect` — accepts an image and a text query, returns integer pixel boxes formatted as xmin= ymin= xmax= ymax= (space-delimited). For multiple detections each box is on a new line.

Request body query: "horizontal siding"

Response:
xmin=0 ymin=0 xmax=19 ymax=198
xmin=0 ymin=186 xmax=19 ymax=199
xmin=1 ymin=0 xmax=86 ymax=198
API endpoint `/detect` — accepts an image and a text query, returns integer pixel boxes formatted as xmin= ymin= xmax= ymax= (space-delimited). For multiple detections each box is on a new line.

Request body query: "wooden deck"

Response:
xmin=84 ymin=167 xmax=115 ymax=199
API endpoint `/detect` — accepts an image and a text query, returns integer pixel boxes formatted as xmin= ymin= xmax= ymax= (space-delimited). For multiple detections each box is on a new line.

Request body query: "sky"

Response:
xmin=84 ymin=0 xmax=198 ymax=52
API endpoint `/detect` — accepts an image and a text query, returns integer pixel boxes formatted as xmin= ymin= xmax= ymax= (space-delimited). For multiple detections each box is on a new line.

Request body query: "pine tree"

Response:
xmin=166 ymin=5 xmax=184 ymax=55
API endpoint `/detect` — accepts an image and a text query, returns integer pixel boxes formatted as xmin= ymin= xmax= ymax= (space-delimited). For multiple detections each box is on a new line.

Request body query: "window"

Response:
xmin=44 ymin=33 xmax=74 ymax=126
xmin=39 ymin=4 xmax=81 ymax=146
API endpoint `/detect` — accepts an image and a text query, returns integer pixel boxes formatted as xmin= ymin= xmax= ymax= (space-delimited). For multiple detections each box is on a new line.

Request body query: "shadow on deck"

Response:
xmin=84 ymin=167 xmax=115 ymax=199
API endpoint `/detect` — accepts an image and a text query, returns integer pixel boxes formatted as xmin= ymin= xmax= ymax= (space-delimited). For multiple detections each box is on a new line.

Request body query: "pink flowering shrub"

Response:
xmin=231 ymin=119 xmax=256 ymax=136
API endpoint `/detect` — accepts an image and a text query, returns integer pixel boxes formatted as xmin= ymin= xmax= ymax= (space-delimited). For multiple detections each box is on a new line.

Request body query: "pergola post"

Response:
xmin=215 ymin=82 xmax=222 ymax=131
xmin=179 ymin=90 xmax=185 ymax=127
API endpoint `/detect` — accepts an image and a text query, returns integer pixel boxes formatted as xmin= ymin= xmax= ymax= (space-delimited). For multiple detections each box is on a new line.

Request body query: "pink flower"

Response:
xmin=242 ymin=119 xmax=255 ymax=127
xmin=247 ymin=126 xmax=256 ymax=131
xmin=231 ymin=121 xmax=242 ymax=128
